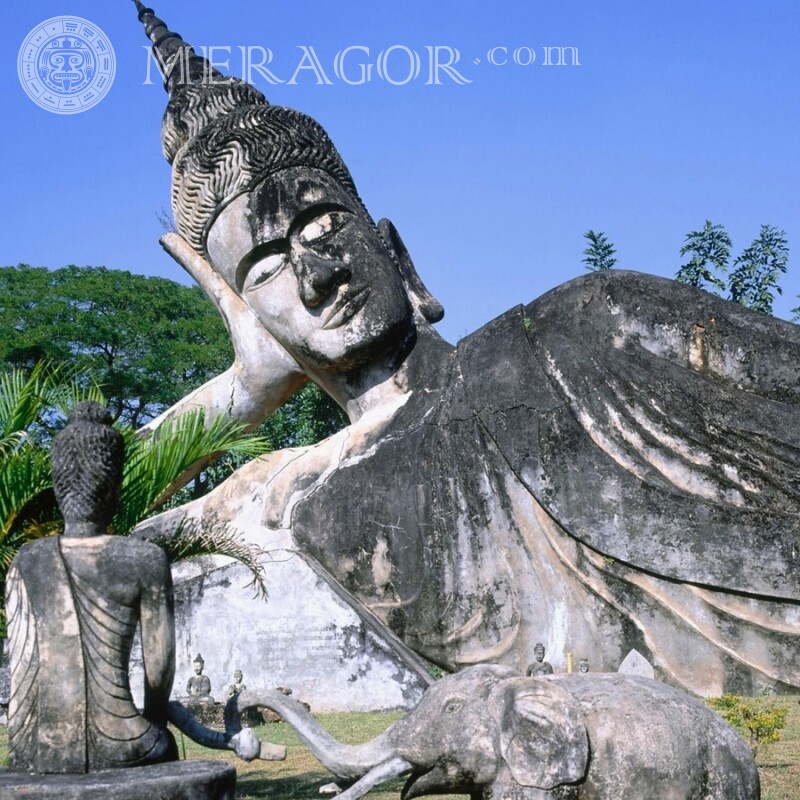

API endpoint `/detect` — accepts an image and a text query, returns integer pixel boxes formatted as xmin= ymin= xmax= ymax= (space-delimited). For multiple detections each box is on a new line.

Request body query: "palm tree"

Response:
xmin=0 ymin=363 xmax=104 ymax=568
xmin=0 ymin=362 xmax=271 ymax=634
xmin=115 ymin=409 xmax=272 ymax=598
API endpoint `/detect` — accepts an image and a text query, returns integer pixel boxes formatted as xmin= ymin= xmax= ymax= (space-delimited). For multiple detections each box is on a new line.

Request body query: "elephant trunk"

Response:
xmin=167 ymin=700 xmax=287 ymax=761
xmin=237 ymin=689 xmax=395 ymax=781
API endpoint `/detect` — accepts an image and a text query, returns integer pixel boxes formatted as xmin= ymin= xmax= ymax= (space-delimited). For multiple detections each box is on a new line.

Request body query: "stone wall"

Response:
xmin=131 ymin=552 xmax=431 ymax=713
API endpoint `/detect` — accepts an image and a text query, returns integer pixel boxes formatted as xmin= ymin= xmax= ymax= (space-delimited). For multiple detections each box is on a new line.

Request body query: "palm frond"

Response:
xmin=19 ymin=519 xmax=63 ymax=541
xmin=48 ymin=373 xmax=106 ymax=423
xmin=0 ymin=362 xmax=53 ymax=445
xmin=146 ymin=515 xmax=268 ymax=599
xmin=113 ymin=409 xmax=269 ymax=535
xmin=0 ymin=447 xmax=52 ymax=543
xmin=0 ymin=363 xmax=104 ymax=452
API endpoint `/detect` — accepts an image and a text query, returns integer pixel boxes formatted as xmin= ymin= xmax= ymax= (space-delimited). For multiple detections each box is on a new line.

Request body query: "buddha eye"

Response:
xmin=298 ymin=210 xmax=351 ymax=246
xmin=444 ymin=699 xmax=463 ymax=714
xmin=244 ymin=252 xmax=287 ymax=291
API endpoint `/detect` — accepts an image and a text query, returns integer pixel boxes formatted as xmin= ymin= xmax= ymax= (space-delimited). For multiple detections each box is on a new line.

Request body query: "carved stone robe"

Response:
xmin=289 ymin=272 xmax=800 ymax=694
xmin=7 ymin=537 xmax=172 ymax=772
xmin=146 ymin=271 xmax=800 ymax=696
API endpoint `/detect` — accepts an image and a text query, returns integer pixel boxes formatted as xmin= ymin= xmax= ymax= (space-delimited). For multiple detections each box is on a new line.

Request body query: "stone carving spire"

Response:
xmin=132 ymin=1 xmax=361 ymax=258
xmin=133 ymin=0 xmax=268 ymax=165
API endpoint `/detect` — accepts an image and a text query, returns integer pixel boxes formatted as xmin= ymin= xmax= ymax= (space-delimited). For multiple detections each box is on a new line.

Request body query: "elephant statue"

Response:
xmin=237 ymin=665 xmax=760 ymax=800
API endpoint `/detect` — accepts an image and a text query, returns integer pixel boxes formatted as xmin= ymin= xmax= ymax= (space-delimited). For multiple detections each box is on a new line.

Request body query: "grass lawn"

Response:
xmin=1 ymin=700 xmax=798 ymax=798
xmin=756 ymin=696 xmax=800 ymax=800
xmin=173 ymin=711 xmax=467 ymax=800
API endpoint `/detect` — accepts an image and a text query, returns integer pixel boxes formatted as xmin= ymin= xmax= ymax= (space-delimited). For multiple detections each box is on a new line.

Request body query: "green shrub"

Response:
xmin=709 ymin=694 xmax=788 ymax=757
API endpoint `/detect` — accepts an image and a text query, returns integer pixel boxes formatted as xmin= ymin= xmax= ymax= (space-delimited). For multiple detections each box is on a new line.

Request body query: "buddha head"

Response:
xmin=135 ymin=2 xmax=443 ymax=380
xmin=51 ymin=401 xmax=124 ymax=531
xmin=193 ymin=654 xmax=205 ymax=675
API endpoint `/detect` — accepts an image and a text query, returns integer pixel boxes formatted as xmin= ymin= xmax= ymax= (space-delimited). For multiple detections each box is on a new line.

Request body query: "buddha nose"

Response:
xmin=293 ymin=250 xmax=351 ymax=309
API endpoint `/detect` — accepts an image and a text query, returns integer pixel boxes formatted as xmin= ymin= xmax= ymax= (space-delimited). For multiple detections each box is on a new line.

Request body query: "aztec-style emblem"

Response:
xmin=17 ymin=16 xmax=116 ymax=114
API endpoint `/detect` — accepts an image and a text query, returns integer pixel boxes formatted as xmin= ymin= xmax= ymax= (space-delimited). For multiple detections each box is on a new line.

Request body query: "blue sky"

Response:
xmin=2 ymin=1 xmax=799 ymax=343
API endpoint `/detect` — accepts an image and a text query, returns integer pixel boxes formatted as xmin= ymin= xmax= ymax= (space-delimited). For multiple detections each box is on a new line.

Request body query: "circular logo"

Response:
xmin=18 ymin=16 xmax=116 ymax=114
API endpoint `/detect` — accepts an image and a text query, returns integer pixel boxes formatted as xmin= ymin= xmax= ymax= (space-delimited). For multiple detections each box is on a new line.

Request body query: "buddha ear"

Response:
xmin=377 ymin=218 xmax=444 ymax=323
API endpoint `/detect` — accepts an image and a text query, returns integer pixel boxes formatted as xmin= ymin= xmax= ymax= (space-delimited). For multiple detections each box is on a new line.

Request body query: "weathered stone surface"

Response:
xmin=134 ymin=3 xmax=800 ymax=701
xmin=145 ymin=554 xmax=432 ymax=712
xmin=618 ymin=648 xmax=656 ymax=679
xmin=6 ymin=400 xmax=285 ymax=781
xmin=0 ymin=760 xmax=235 ymax=800
xmin=237 ymin=666 xmax=760 ymax=800
xmin=142 ymin=276 xmax=800 ymax=696
xmin=0 ymin=644 xmax=8 ymax=725
xmin=7 ymin=402 xmax=177 ymax=773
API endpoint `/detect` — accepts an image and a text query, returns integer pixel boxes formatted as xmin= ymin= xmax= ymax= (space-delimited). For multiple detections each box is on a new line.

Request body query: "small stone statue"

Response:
xmin=525 ymin=642 xmax=554 ymax=677
xmin=186 ymin=654 xmax=214 ymax=703
xmin=6 ymin=402 xmax=177 ymax=773
xmin=578 ymin=658 xmax=590 ymax=674
xmin=227 ymin=670 xmax=247 ymax=698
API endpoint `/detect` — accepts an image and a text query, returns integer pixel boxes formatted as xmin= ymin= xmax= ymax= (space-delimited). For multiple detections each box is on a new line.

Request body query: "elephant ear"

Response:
xmin=488 ymin=677 xmax=589 ymax=790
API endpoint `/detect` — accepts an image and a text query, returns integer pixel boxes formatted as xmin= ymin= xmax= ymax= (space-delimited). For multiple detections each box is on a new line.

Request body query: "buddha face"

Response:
xmin=207 ymin=167 xmax=414 ymax=375
xmin=534 ymin=644 xmax=545 ymax=662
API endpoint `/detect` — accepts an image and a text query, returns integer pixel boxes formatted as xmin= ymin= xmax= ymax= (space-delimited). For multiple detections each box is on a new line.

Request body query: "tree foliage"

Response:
xmin=676 ymin=220 xmax=731 ymax=291
xmin=261 ymin=383 xmax=348 ymax=451
xmin=582 ymin=230 xmax=617 ymax=272
xmin=675 ymin=223 xmax=790 ymax=316
xmin=0 ymin=363 xmax=270 ymax=634
xmin=727 ymin=225 xmax=789 ymax=315
xmin=0 ymin=265 xmax=232 ymax=426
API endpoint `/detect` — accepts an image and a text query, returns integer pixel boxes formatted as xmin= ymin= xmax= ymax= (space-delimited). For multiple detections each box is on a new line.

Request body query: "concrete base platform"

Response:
xmin=0 ymin=760 xmax=236 ymax=800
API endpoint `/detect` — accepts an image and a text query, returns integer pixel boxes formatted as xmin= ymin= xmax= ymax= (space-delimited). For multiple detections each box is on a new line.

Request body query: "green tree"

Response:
xmin=261 ymin=383 xmax=347 ymax=450
xmin=0 ymin=265 xmax=233 ymax=426
xmin=676 ymin=220 xmax=731 ymax=292
xmin=582 ymin=230 xmax=617 ymax=271
xmin=727 ymin=225 xmax=789 ymax=314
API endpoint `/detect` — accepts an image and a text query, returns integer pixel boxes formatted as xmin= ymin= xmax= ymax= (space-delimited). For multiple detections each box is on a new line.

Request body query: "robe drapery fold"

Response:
xmin=7 ymin=537 xmax=166 ymax=773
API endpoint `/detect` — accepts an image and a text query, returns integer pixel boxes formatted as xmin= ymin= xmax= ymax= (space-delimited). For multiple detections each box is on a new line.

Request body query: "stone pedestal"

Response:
xmin=0 ymin=760 xmax=235 ymax=800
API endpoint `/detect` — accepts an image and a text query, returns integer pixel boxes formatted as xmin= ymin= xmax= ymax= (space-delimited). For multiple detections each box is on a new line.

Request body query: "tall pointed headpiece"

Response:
xmin=134 ymin=2 xmax=362 ymax=255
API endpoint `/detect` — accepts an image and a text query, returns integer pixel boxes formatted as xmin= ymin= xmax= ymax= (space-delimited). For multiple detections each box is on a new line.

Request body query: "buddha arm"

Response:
xmin=141 ymin=551 xmax=176 ymax=726
xmin=143 ymin=232 xmax=308 ymax=436
xmin=143 ymin=358 xmax=307 ymax=433
xmin=137 ymin=233 xmax=308 ymax=498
